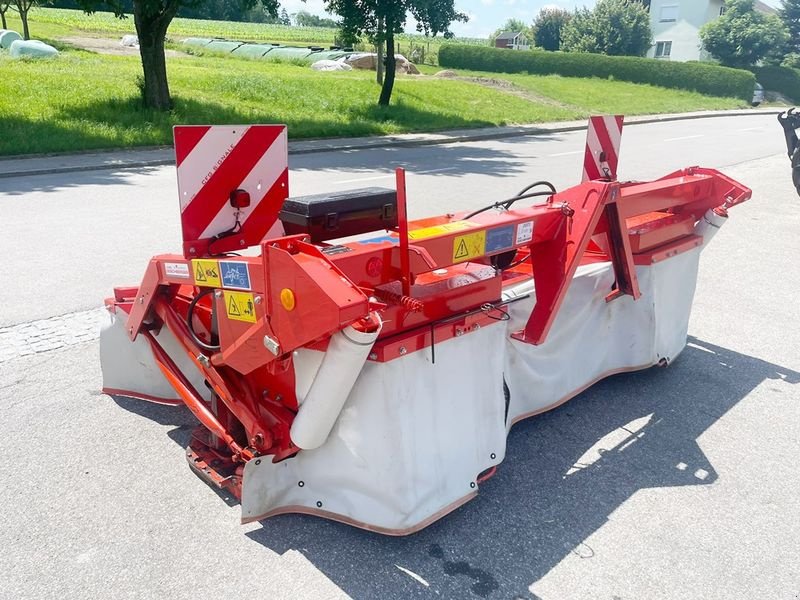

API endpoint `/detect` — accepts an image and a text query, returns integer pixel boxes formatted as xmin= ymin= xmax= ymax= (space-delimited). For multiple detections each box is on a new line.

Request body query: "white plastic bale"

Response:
xmin=0 ymin=30 xmax=22 ymax=49
xmin=9 ymin=39 xmax=59 ymax=58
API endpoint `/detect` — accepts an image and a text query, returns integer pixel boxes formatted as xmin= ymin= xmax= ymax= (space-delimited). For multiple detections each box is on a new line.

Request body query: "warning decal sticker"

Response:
xmin=224 ymin=291 xmax=257 ymax=323
xmin=408 ymin=220 xmax=476 ymax=241
xmin=452 ymin=230 xmax=486 ymax=263
xmin=192 ymin=259 xmax=221 ymax=287
xmin=219 ymin=261 xmax=251 ymax=290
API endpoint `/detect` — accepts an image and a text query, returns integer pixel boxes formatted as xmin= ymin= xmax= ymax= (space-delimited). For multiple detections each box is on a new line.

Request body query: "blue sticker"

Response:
xmin=219 ymin=261 xmax=251 ymax=290
xmin=356 ymin=235 xmax=398 ymax=245
xmin=485 ymin=226 xmax=515 ymax=253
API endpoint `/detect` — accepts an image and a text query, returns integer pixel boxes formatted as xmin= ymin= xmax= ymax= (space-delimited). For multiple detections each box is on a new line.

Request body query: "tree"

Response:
xmin=532 ymin=7 xmax=571 ymax=51
xmin=12 ymin=0 xmax=39 ymax=40
xmin=325 ymin=0 xmax=466 ymax=106
xmin=294 ymin=9 xmax=338 ymax=27
xmin=78 ymin=0 xmax=279 ymax=111
xmin=561 ymin=0 xmax=652 ymax=57
xmin=279 ymin=6 xmax=289 ymax=24
xmin=0 ymin=1 xmax=10 ymax=30
xmin=700 ymin=0 xmax=788 ymax=68
xmin=490 ymin=18 xmax=531 ymax=45
xmin=780 ymin=0 xmax=800 ymax=55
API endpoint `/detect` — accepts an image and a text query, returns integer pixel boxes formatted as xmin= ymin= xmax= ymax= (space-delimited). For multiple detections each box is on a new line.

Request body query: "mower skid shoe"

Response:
xmin=99 ymin=305 xmax=212 ymax=406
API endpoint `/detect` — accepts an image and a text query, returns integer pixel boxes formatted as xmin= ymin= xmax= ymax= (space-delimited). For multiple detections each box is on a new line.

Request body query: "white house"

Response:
xmin=646 ymin=0 xmax=777 ymax=62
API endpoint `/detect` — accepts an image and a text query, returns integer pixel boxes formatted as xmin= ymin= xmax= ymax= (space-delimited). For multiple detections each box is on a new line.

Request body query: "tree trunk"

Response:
xmin=1 ymin=8 xmax=7 ymax=30
xmin=376 ymin=16 xmax=384 ymax=85
xmin=133 ymin=0 xmax=179 ymax=111
xmin=137 ymin=32 xmax=171 ymax=110
xmin=379 ymin=28 xmax=396 ymax=107
xmin=18 ymin=6 xmax=29 ymax=40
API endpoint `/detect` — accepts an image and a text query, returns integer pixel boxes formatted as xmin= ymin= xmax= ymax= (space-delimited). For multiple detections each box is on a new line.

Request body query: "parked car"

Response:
xmin=753 ymin=83 xmax=765 ymax=107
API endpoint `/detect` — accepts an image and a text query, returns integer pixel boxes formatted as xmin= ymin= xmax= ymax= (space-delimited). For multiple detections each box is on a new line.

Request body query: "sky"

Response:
xmin=281 ymin=0 xmax=782 ymax=40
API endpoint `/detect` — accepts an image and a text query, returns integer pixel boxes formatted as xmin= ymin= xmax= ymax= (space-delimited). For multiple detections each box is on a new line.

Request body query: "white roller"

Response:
xmin=290 ymin=318 xmax=382 ymax=450
xmin=695 ymin=208 xmax=728 ymax=245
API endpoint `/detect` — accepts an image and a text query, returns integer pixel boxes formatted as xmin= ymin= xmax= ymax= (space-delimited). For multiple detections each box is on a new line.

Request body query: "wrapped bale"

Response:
xmin=9 ymin=40 xmax=59 ymax=58
xmin=0 ymin=29 xmax=22 ymax=49
xmin=311 ymin=59 xmax=353 ymax=72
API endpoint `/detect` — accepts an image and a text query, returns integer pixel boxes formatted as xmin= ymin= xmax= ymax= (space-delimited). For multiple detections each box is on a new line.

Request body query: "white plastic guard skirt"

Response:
xmin=242 ymin=215 xmax=721 ymax=534
xmin=99 ymin=309 xmax=212 ymax=405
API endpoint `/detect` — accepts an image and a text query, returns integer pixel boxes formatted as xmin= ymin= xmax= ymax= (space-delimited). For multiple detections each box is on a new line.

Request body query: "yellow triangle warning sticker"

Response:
xmin=228 ymin=296 xmax=241 ymax=316
xmin=452 ymin=231 xmax=486 ymax=263
xmin=223 ymin=291 xmax=257 ymax=323
xmin=191 ymin=259 xmax=220 ymax=287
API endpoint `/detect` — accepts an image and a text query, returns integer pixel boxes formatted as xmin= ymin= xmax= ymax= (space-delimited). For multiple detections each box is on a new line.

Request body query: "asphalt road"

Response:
xmin=1 ymin=114 xmax=799 ymax=600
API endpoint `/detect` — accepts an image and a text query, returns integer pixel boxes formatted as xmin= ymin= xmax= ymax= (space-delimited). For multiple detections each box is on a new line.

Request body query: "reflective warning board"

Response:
xmin=452 ymin=231 xmax=486 ymax=263
xmin=192 ymin=259 xmax=221 ymax=287
xmin=224 ymin=291 xmax=257 ymax=323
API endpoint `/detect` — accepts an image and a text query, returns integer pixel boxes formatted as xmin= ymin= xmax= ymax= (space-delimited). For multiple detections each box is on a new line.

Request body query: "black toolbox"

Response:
xmin=279 ymin=187 xmax=397 ymax=243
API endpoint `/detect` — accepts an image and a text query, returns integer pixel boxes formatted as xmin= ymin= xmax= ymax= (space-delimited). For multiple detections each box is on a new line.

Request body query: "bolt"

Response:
xmin=254 ymin=295 xmax=263 ymax=305
xmin=316 ymin=501 xmax=323 ymax=508
xmin=399 ymin=346 xmax=407 ymax=355
xmin=139 ymin=296 xmax=144 ymax=304
xmin=214 ymin=290 xmax=223 ymax=298
xmin=368 ymin=352 xmax=378 ymax=360
xmin=472 ymin=323 xmax=481 ymax=331
xmin=255 ymin=459 xmax=262 ymax=466
xmin=240 ymin=240 xmax=246 ymax=247
xmin=455 ymin=327 xmax=464 ymax=337
xmin=189 ymin=247 xmax=196 ymax=255
xmin=197 ymin=354 xmax=210 ymax=367
xmin=470 ymin=482 xmax=476 ymax=489
xmin=490 ymin=453 xmax=496 ymax=460
xmin=298 ymin=481 xmax=305 ymax=487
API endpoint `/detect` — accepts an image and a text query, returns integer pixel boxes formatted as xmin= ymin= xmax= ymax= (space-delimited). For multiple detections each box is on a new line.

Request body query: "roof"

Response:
xmin=495 ymin=31 xmax=525 ymax=41
xmin=754 ymin=0 xmax=777 ymax=14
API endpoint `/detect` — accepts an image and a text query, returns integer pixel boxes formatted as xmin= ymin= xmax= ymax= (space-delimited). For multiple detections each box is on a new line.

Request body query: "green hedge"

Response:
xmin=751 ymin=66 xmax=800 ymax=103
xmin=438 ymin=44 xmax=755 ymax=101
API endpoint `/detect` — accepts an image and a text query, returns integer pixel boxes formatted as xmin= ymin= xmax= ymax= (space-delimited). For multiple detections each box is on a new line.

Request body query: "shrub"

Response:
xmin=751 ymin=65 xmax=800 ymax=102
xmin=438 ymin=44 xmax=756 ymax=101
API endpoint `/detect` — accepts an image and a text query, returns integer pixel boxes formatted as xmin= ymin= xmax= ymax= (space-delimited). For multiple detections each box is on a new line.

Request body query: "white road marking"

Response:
xmin=395 ymin=565 xmax=430 ymax=587
xmin=737 ymin=127 xmax=763 ymax=132
xmin=663 ymin=135 xmax=704 ymax=142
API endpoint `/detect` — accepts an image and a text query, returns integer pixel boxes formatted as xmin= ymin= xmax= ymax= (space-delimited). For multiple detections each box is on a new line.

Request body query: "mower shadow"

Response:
xmin=244 ymin=337 xmax=799 ymax=599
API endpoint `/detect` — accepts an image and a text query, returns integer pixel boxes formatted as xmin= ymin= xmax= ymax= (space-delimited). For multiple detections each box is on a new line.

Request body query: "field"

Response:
xmin=0 ymin=9 xmax=748 ymax=156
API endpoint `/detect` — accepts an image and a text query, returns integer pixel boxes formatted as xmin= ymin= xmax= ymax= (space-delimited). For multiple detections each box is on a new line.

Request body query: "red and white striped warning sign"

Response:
xmin=582 ymin=115 xmax=624 ymax=182
xmin=174 ymin=125 xmax=289 ymax=258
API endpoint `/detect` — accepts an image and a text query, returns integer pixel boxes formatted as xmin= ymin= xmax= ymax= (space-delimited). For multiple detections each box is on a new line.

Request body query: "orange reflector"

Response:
xmin=280 ymin=288 xmax=296 ymax=311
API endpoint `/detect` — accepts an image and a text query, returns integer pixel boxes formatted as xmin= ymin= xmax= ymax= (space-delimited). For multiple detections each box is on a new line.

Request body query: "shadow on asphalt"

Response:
xmin=241 ymin=338 xmax=799 ymax=599
xmin=291 ymin=132 xmax=569 ymax=179
xmin=107 ymin=338 xmax=800 ymax=598
xmin=0 ymin=166 xmax=165 ymax=196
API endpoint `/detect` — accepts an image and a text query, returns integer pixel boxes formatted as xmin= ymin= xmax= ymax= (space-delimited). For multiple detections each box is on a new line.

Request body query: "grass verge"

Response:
xmin=0 ymin=11 xmax=748 ymax=157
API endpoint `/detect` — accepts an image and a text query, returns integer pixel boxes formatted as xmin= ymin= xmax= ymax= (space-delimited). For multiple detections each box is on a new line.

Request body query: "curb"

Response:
xmin=0 ymin=109 xmax=783 ymax=180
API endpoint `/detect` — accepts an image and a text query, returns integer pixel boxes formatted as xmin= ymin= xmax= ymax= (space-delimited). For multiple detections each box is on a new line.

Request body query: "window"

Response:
xmin=654 ymin=41 xmax=672 ymax=58
xmin=720 ymin=6 xmax=727 ymax=16
xmin=659 ymin=5 xmax=679 ymax=22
